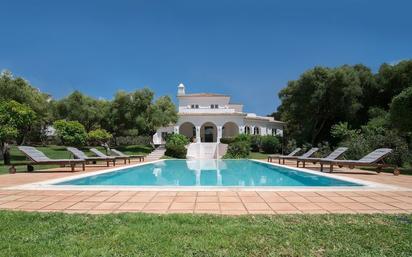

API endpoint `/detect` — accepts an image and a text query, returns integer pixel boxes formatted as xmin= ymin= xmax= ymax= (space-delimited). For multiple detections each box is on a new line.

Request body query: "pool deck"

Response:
xmin=0 ymin=159 xmax=411 ymax=215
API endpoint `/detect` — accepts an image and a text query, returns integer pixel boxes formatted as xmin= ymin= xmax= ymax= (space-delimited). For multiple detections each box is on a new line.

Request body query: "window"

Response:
xmin=210 ymin=104 xmax=218 ymax=109
xmin=245 ymin=126 xmax=251 ymax=134
xmin=191 ymin=104 xmax=199 ymax=109
xmin=254 ymin=127 xmax=260 ymax=135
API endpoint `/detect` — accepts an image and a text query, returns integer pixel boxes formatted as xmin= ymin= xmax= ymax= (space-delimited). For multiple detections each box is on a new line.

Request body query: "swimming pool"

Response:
xmin=55 ymin=159 xmax=363 ymax=187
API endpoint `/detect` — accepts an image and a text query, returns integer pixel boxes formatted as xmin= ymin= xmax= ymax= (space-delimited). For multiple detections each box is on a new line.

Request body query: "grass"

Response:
xmin=0 ymin=144 xmax=153 ymax=174
xmin=248 ymin=151 xmax=271 ymax=159
xmin=0 ymin=211 xmax=411 ymax=256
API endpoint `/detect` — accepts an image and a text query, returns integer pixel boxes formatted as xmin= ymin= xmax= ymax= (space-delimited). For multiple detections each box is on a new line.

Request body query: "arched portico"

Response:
xmin=200 ymin=122 xmax=217 ymax=142
xmin=254 ymin=127 xmax=260 ymax=135
xmin=222 ymin=122 xmax=239 ymax=138
xmin=179 ymin=122 xmax=196 ymax=142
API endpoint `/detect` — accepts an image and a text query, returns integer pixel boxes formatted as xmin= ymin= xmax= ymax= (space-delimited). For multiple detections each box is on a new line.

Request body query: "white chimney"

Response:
xmin=177 ymin=83 xmax=185 ymax=96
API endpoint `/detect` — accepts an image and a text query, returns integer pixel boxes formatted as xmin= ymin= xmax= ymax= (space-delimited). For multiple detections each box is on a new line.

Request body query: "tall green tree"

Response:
xmin=0 ymin=101 xmax=36 ymax=164
xmin=390 ymin=86 xmax=412 ymax=133
xmin=54 ymin=91 xmax=110 ymax=132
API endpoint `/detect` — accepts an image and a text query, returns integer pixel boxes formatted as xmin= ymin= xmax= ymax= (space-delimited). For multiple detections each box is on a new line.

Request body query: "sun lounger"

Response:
xmin=67 ymin=147 xmax=115 ymax=167
xmin=9 ymin=146 xmax=85 ymax=173
xmin=318 ymin=148 xmax=398 ymax=174
xmin=90 ymin=148 xmax=130 ymax=164
xmin=267 ymin=148 xmax=301 ymax=163
xmin=110 ymin=149 xmax=145 ymax=163
xmin=297 ymin=147 xmax=348 ymax=167
xmin=269 ymin=148 xmax=319 ymax=165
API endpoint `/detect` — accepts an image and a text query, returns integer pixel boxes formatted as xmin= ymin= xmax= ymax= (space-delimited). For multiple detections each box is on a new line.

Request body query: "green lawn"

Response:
xmin=0 ymin=211 xmax=411 ymax=256
xmin=0 ymin=145 xmax=153 ymax=174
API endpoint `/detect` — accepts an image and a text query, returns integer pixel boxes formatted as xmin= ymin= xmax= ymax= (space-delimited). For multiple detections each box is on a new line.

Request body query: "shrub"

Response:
xmin=224 ymin=140 xmax=251 ymax=158
xmin=260 ymin=135 xmax=281 ymax=154
xmin=88 ymin=129 xmax=112 ymax=146
xmin=250 ymin=135 xmax=261 ymax=152
xmin=165 ymin=134 xmax=189 ymax=158
xmin=220 ymin=137 xmax=236 ymax=144
xmin=390 ymin=87 xmax=412 ymax=133
xmin=53 ymin=120 xmax=87 ymax=146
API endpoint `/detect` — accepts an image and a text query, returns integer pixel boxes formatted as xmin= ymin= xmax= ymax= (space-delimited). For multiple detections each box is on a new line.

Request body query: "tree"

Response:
xmin=165 ymin=134 xmax=189 ymax=158
xmin=0 ymin=70 xmax=53 ymax=144
xmin=278 ymin=66 xmax=365 ymax=144
xmin=53 ymin=120 xmax=88 ymax=146
xmin=390 ymin=87 xmax=412 ymax=133
xmin=54 ymin=91 xmax=110 ymax=132
xmin=0 ymin=101 xmax=36 ymax=164
xmin=88 ymin=129 xmax=113 ymax=146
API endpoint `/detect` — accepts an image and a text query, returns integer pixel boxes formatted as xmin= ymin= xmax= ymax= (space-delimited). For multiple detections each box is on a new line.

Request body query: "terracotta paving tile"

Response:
xmin=128 ymin=196 xmax=154 ymax=203
xmin=195 ymin=203 xmax=220 ymax=211
xmin=61 ymin=195 xmax=90 ymax=202
xmin=115 ymin=191 xmax=138 ymax=197
xmin=218 ymin=191 xmax=238 ymax=197
xmin=316 ymin=192 xmax=341 ymax=197
xmin=387 ymin=202 xmax=412 ymax=210
xmin=337 ymin=192 xmax=361 ymax=197
xmin=0 ymin=201 xmax=30 ymax=209
xmin=237 ymin=191 xmax=258 ymax=197
xmin=75 ymin=191 xmax=100 ymax=196
xmin=197 ymin=196 xmax=219 ymax=203
xmin=393 ymin=196 xmax=412 ymax=203
xmin=220 ymin=203 xmax=246 ymax=211
xmin=136 ymin=192 xmax=157 ymax=197
xmin=176 ymin=192 xmax=197 ymax=196
xmin=94 ymin=191 xmax=119 ymax=197
xmin=297 ymin=192 xmax=320 ymax=197
xmin=219 ymin=196 xmax=241 ymax=203
xmin=38 ymin=195 xmax=70 ymax=202
xmin=118 ymin=202 xmax=146 ymax=211
xmin=292 ymin=203 xmax=323 ymax=211
xmin=240 ymin=196 xmax=265 ymax=203
xmin=150 ymin=196 xmax=175 ymax=203
xmin=370 ymin=196 xmax=401 ymax=203
xmin=144 ymin=202 xmax=171 ymax=211
xmin=93 ymin=202 xmax=123 ymax=210
xmin=363 ymin=202 xmax=400 ymax=210
xmin=260 ymin=195 xmax=287 ymax=203
xmin=244 ymin=202 xmax=271 ymax=211
xmin=43 ymin=201 xmax=77 ymax=210
xmin=194 ymin=210 xmax=221 ymax=214
xmin=156 ymin=191 xmax=177 ymax=196
xmin=54 ymin=190 xmax=80 ymax=196
xmin=169 ymin=202 xmax=195 ymax=210
xmin=305 ymin=196 xmax=331 ymax=203
xmin=328 ymin=209 xmax=357 ymax=214
xmin=315 ymin=202 xmax=349 ymax=211
xmin=327 ymin=196 xmax=356 ymax=203
xmin=168 ymin=210 xmax=194 ymax=214
xmin=83 ymin=196 xmax=111 ymax=202
xmin=174 ymin=196 xmax=196 ymax=203
xmin=221 ymin=210 xmax=248 ymax=215
xmin=106 ymin=196 xmax=132 ymax=202
xmin=383 ymin=209 xmax=411 ymax=214
xmin=17 ymin=195 xmax=49 ymax=202
xmin=0 ymin=195 xmax=26 ymax=201
xmin=18 ymin=201 xmax=55 ymax=210
xmin=283 ymin=196 xmax=310 ymax=203
xmin=67 ymin=201 xmax=100 ymax=210
xmin=349 ymin=196 xmax=379 ymax=203
xmin=268 ymin=202 xmax=297 ymax=211
xmin=339 ymin=202 xmax=375 ymax=210
xmin=276 ymin=192 xmax=299 ymax=197
xmin=197 ymin=191 xmax=218 ymax=196
xmin=248 ymin=210 xmax=275 ymax=214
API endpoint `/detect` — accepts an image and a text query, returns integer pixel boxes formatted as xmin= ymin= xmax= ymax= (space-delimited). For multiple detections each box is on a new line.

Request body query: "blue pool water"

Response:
xmin=55 ymin=160 xmax=362 ymax=187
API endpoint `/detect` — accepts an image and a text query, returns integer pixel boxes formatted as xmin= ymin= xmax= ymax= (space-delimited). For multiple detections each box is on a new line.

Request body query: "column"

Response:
xmin=173 ymin=126 xmax=179 ymax=134
xmin=251 ymin=125 xmax=255 ymax=135
xmin=239 ymin=125 xmax=245 ymax=134
xmin=217 ymin=126 xmax=222 ymax=142
xmin=196 ymin=126 xmax=201 ymax=143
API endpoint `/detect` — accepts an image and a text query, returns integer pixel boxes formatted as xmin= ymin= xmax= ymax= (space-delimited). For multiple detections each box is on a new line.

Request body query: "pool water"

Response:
xmin=56 ymin=160 xmax=362 ymax=187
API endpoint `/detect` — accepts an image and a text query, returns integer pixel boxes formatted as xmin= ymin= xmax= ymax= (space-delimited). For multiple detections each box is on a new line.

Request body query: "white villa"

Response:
xmin=153 ymin=83 xmax=284 ymax=145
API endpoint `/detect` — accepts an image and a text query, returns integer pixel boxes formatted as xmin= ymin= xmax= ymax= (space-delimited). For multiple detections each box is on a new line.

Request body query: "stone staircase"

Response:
xmin=145 ymin=145 xmax=166 ymax=161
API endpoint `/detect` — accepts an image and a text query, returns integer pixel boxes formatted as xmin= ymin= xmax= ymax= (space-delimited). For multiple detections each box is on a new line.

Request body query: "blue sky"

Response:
xmin=1 ymin=0 xmax=411 ymax=114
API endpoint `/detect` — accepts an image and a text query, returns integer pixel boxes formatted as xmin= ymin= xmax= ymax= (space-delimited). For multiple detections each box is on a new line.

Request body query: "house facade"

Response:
xmin=152 ymin=83 xmax=284 ymax=145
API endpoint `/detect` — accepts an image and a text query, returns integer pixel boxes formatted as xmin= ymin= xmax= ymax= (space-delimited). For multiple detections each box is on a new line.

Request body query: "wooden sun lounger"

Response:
xmin=67 ymin=147 xmax=116 ymax=167
xmin=267 ymin=148 xmax=301 ymax=163
xmin=110 ymin=149 xmax=145 ymax=163
xmin=297 ymin=147 xmax=348 ymax=168
xmin=269 ymin=148 xmax=319 ymax=165
xmin=9 ymin=146 xmax=85 ymax=173
xmin=90 ymin=148 xmax=131 ymax=164
xmin=318 ymin=148 xmax=399 ymax=175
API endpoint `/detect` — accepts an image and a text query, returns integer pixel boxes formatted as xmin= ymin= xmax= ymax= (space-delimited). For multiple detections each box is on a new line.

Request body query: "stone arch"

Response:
xmin=222 ymin=122 xmax=239 ymax=138
xmin=244 ymin=126 xmax=251 ymax=135
xmin=179 ymin=122 xmax=196 ymax=142
xmin=200 ymin=122 xmax=217 ymax=142
xmin=254 ymin=126 xmax=260 ymax=135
